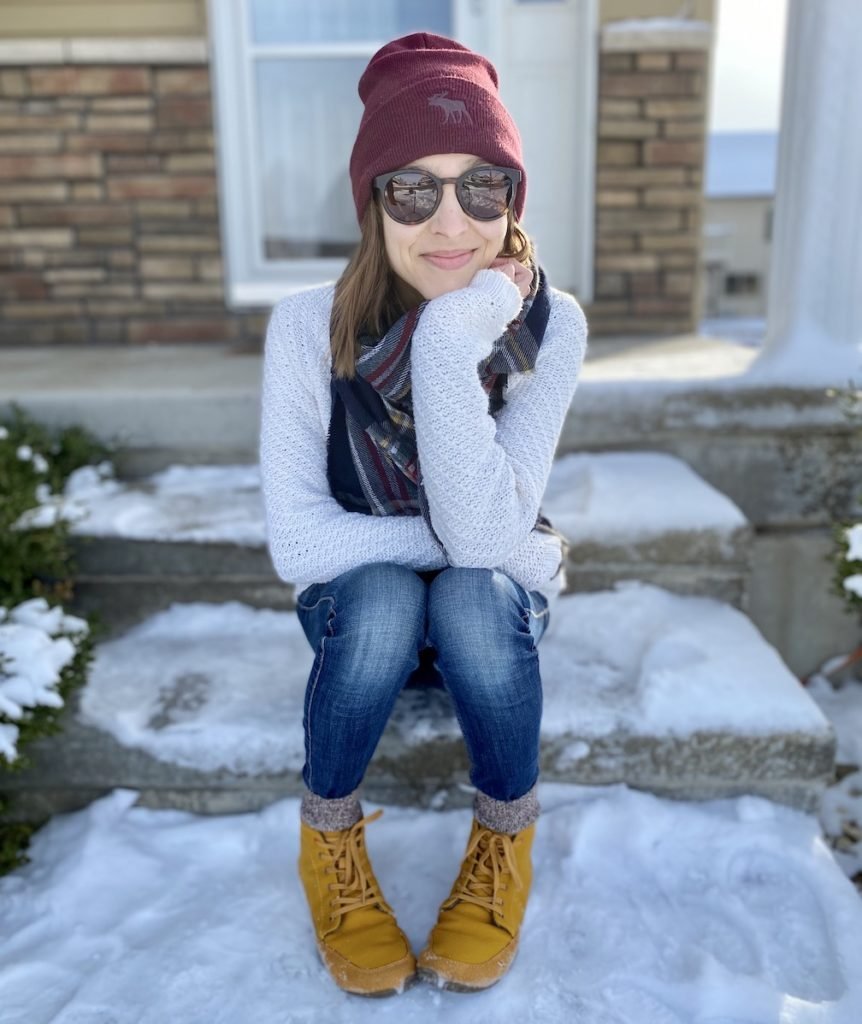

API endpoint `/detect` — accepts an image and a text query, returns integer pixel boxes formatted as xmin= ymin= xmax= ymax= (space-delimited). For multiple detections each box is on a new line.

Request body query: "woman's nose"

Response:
xmin=430 ymin=183 xmax=470 ymax=232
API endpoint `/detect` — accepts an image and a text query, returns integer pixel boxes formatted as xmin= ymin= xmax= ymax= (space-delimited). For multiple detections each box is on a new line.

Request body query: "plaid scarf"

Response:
xmin=328 ymin=260 xmax=569 ymax=572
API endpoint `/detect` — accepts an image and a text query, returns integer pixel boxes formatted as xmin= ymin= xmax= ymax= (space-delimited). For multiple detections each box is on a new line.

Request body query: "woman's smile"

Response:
xmin=421 ymin=249 xmax=476 ymax=270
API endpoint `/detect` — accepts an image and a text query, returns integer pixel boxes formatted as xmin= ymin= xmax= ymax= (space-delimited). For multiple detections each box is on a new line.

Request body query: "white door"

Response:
xmin=460 ymin=0 xmax=596 ymax=298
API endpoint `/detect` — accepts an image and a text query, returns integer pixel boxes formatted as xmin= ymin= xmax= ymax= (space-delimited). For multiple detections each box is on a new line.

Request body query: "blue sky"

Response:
xmin=709 ymin=0 xmax=788 ymax=133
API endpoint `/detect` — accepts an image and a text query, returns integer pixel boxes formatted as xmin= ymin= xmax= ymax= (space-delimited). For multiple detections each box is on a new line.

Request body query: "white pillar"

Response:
xmin=747 ymin=0 xmax=862 ymax=386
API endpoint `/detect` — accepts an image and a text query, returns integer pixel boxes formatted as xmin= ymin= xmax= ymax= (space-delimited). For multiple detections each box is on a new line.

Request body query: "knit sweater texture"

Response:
xmin=259 ymin=268 xmax=588 ymax=620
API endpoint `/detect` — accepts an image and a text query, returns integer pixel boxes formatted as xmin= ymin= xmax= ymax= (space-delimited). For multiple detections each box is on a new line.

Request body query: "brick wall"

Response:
xmin=584 ymin=46 xmax=709 ymax=335
xmin=0 ymin=63 xmax=267 ymax=346
xmin=0 ymin=37 xmax=710 ymax=346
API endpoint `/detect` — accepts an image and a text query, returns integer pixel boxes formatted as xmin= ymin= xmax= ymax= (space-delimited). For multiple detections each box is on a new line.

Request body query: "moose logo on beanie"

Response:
xmin=427 ymin=92 xmax=474 ymax=125
xmin=348 ymin=32 xmax=526 ymax=226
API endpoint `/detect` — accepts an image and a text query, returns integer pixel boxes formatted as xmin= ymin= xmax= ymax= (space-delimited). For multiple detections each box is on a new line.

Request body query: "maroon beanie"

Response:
xmin=349 ymin=32 xmax=526 ymax=226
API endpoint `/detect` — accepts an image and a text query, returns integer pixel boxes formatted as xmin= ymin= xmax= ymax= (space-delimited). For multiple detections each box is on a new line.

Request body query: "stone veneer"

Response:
xmin=0 ymin=59 xmax=268 ymax=346
xmin=583 ymin=20 xmax=711 ymax=335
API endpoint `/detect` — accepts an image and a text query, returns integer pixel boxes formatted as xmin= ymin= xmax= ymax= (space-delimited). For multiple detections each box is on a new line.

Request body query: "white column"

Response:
xmin=747 ymin=0 xmax=862 ymax=386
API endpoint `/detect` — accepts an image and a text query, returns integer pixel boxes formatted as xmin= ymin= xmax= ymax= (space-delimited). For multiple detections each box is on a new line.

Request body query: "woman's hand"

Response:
xmin=488 ymin=257 xmax=532 ymax=300
xmin=496 ymin=528 xmax=563 ymax=592
xmin=416 ymin=266 xmax=525 ymax=366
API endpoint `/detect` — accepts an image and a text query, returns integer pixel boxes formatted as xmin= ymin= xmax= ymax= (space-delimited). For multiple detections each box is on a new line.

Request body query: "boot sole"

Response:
xmin=417 ymin=966 xmax=501 ymax=993
xmin=316 ymin=948 xmax=419 ymax=998
xmin=344 ymin=972 xmax=419 ymax=999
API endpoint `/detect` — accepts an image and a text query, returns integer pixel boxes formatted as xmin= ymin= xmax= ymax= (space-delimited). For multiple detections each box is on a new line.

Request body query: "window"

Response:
xmin=209 ymin=0 xmax=453 ymax=305
xmin=724 ymin=273 xmax=760 ymax=296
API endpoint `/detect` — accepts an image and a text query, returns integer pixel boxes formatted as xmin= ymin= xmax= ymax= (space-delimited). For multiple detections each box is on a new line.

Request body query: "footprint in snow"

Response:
xmin=601 ymin=979 xmax=688 ymax=1024
xmin=725 ymin=846 xmax=845 ymax=1001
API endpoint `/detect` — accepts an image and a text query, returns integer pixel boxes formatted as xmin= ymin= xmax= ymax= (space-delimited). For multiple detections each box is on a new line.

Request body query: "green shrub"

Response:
xmin=823 ymin=384 xmax=861 ymax=622
xmin=832 ymin=521 xmax=862 ymax=622
xmin=0 ymin=402 xmax=115 ymax=874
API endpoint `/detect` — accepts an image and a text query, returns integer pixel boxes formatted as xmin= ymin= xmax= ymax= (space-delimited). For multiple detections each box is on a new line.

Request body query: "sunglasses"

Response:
xmin=373 ymin=165 xmax=521 ymax=225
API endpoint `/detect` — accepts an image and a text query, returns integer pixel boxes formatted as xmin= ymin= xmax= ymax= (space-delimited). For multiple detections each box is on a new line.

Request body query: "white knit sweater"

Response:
xmin=259 ymin=267 xmax=588 ymax=619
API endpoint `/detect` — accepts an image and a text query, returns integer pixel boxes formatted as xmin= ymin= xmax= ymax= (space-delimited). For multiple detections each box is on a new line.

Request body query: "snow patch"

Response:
xmin=77 ymin=584 xmax=830 ymax=775
xmin=1 ymin=783 xmax=860 ymax=1022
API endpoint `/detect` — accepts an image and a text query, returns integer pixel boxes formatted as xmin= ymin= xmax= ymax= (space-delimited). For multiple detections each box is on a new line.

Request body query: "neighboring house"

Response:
xmin=701 ymin=130 xmax=778 ymax=318
xmin=0 ymin=0 xmax=715 ymax=346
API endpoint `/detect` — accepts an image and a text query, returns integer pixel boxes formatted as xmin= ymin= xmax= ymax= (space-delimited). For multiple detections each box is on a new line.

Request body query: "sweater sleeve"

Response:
xmin=259 ymin=295 xmax=449 ymax=586
xmin=409 ymin=271 xmax=588 ymax=567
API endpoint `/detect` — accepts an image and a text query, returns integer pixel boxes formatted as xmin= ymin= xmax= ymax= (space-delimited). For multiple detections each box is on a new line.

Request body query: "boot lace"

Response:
xmin=444 ymin=826 xmax=523 ymax=917
xmin=316 ymin=808 xmax=394 ymax=926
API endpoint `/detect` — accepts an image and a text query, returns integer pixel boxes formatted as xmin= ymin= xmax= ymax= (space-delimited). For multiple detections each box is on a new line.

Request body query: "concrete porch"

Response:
xmin=1 ymin=329 xmax=858 ymax=678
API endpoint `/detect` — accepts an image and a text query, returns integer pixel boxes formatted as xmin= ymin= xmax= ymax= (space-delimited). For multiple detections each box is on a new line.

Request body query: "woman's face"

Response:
xmin=379 ymin=152 xmax=509 ymax=301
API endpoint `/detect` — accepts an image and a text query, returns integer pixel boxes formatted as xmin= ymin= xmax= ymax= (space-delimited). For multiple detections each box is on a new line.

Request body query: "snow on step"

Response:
xmin=544 ymin=450 xmax=748 ymax=553
xmin=3 ymin=784 xmax=862 ymax=1022
xmin=66 ymin=581 xmax=832 ymax=810
xmin=55 ymin=452 xmax=749 ymax=553
xmin=52 ymin=454 xmax=752 ymax=611
xmin=54 ymin=463 xmax=263 ymax=544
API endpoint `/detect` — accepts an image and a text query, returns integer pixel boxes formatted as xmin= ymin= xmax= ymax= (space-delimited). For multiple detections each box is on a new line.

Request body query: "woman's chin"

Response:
xmin=420 ymin=272 xmax=474 ymax=300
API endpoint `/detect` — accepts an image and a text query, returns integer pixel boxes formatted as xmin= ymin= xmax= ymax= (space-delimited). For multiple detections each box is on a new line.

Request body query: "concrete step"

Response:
xmin=542 ymin=450 xmax=751 ymax=605
xmin=0 ymin=337 xmax=759 ymax=479
xmin=47 ymin=451 xmax=752 ymax=638
xmin=3 ymin=339 xmax=855 ymax=534
xmin=4 ymin=339 xmax=855 ymax=681
xmin=1 ymin=582 xmax=835 ymax=824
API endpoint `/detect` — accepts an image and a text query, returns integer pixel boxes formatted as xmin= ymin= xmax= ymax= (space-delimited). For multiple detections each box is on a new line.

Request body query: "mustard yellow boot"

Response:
xmin=417 ymin=818 xmax=535 ymax=991
xmin=298 ymin=808 xmax=416 ymax=997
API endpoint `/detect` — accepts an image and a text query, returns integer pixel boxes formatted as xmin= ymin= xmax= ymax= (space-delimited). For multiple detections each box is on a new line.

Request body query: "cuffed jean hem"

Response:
xmin=474 ymin=783 xmax=541 ymax=834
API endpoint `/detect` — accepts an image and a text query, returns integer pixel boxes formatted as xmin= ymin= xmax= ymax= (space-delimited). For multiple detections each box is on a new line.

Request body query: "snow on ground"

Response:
xmin=807 ymin=662 xmax=862 ymax=769
xmin=699 ymin=316 xmax=766 ymax=348
xmin=76 ymin=584 xmax=829 ymax=776
xmin=1 ymin=782 xmax=862 ymax=1024
xmin=806 ymin=659 xmax=862 ymax=889
xmin=820 ymin=766 xmax=862 ymax=887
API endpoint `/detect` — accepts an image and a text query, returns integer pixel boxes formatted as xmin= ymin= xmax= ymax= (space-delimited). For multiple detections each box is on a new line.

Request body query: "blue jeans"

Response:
xmin=294 ymin=562 xmax=550 ymax=803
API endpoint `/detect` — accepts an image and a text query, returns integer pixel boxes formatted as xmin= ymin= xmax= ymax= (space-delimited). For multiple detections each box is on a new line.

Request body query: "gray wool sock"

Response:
xmin=300 ymin=790 xmax=363 ymax=832
xmin=474 ymin=784 xmax=541 ymax=834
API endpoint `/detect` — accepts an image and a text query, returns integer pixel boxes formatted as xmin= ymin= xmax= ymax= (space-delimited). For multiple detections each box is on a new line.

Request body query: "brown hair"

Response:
xmin=329 ymin=197 xmax=536 ymax=380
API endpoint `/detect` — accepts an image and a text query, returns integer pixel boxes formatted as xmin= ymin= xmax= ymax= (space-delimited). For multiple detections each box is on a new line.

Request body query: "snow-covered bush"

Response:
xmin=0 ymin=598 xmax=90 ymax=764
xmin=826 ymin=383 xmax=862 ymax=626
xmin=0 ymin=402 xmax=115 ymax=605
xmin=0 ymin=403 xmax=109 ymax=873
xmin=0 ymin=602 xmax=94 ymax=874
xmin=834 ymin=522 xmax=862 ymax=618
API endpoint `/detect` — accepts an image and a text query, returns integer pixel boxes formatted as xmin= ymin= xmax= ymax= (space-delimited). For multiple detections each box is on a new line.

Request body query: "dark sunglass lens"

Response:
xmin=383 ymin=172 xmax=438 ymax=223
xmin=460 ymin=168 xmax=514 ymax=219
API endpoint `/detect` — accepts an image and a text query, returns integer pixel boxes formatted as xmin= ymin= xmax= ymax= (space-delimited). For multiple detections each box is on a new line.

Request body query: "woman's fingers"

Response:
xmin=489 ymin=258 xmax=530 ymax=298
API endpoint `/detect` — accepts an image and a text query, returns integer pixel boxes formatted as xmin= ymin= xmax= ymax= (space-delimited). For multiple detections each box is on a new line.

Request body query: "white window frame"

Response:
xmin=208 ymin=1 xmax=380 ymax=306
xmin=208 ymin=0 xmax=596 ymax=307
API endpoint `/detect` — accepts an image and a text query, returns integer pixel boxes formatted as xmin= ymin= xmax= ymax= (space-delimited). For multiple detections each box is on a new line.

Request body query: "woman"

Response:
xmin=259 ymin=32 xmax=588 ymax=997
